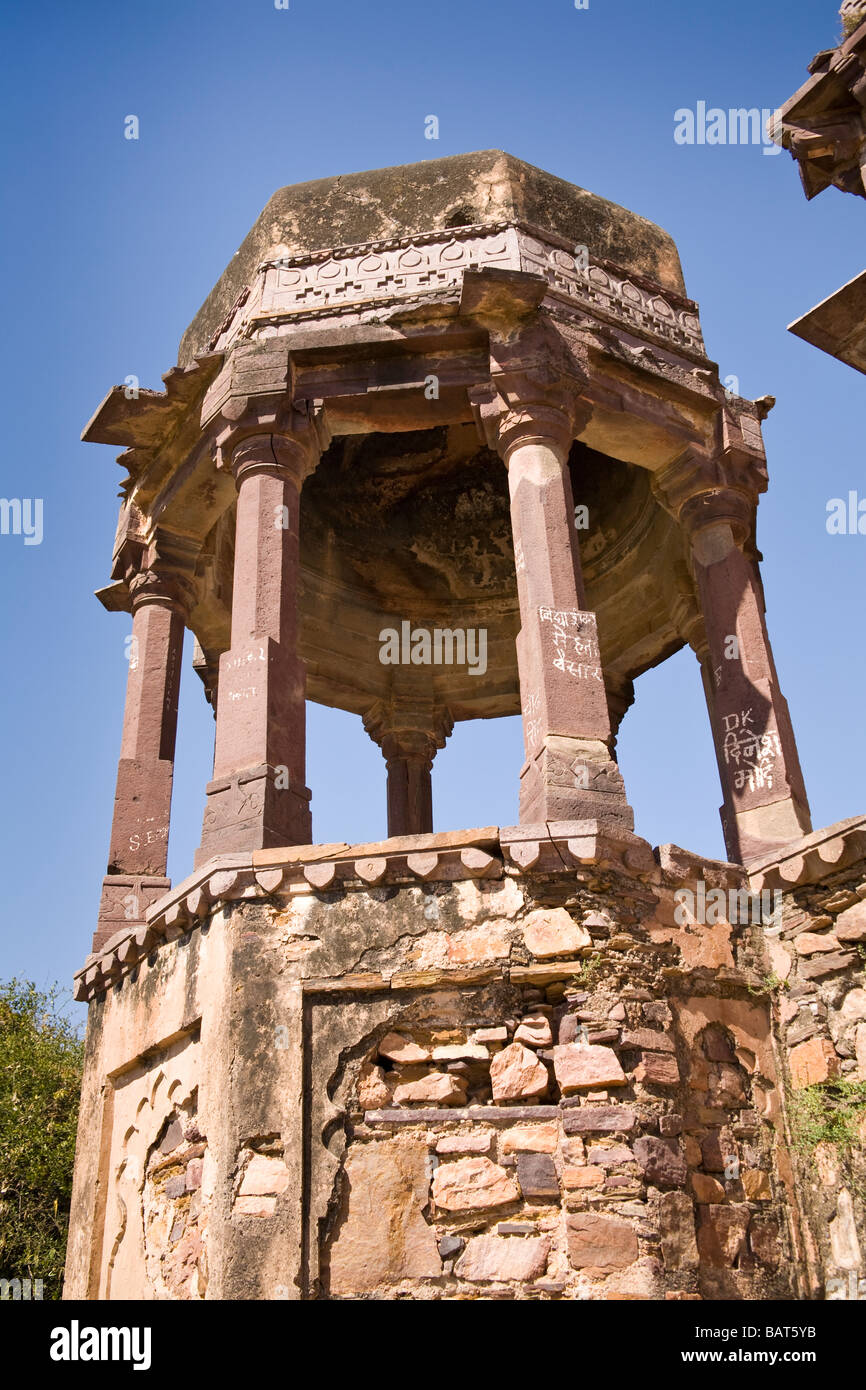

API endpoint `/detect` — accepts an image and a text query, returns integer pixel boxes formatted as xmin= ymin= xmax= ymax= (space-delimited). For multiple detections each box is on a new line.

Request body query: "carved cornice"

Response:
xmin=203 ymin=220 xmax=707 ymax=363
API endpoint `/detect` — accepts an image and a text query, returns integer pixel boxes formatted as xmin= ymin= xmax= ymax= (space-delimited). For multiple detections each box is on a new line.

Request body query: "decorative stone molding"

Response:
xmin=206 ymin=221 xmax=707 ymax=362
xmin=748 ymin=814 xmax=866 ymax=893
xmin=74 ymin=823 xmax=749 ymax=1002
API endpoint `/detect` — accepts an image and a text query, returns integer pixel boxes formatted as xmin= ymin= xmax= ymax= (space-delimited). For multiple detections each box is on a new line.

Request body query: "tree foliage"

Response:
xmin=0 ymin=980 xmax=84 ymax=1299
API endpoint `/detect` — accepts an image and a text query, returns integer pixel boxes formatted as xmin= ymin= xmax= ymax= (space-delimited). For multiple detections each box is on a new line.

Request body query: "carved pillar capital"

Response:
xmin=364 ymin=700 xmax=454 ymax=763
xmin=127 ymin=565 xmax=195 ymax=617
xmin=651 ymin=448 xmax=760 ymax=552
xmin=471 ymin=371 xmax=590 ymax=463
xmin=213 ymin=400 xmax=331 ymax=488
xmin=363 ymin=700 xmax=454 ymax=837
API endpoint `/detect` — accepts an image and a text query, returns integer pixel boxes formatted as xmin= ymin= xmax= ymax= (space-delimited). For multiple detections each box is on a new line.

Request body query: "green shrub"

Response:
xmin=0 ymin=980 xmax=84 ymax=1299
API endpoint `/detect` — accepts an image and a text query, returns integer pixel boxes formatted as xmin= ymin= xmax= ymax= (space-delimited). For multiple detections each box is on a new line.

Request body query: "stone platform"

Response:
xmin=65 ymin=821 xmax=810 ymax=1301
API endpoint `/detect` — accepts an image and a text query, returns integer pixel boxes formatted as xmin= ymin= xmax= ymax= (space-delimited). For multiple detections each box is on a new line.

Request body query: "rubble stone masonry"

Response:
xmin=65 ymin=816 xmax=866 ymax=1301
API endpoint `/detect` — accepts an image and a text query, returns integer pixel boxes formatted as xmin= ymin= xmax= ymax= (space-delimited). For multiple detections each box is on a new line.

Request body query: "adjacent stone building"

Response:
xmin=64 ymin=150 xmax=865 ymax=1301
xmin=774 ymin=1 xmax=866 ymax=373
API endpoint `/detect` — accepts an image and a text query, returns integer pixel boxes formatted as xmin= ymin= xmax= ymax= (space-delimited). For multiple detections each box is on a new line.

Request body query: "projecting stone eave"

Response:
xmin=178 ymin=150 xmax=688 ymax=366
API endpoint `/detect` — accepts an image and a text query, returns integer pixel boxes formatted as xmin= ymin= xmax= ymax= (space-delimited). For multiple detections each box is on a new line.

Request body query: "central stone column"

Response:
xmin=198 ymin=421 xmax=321 ymax=860
xmin=364 ymin=700 xmax=453 ymax=836
xmin=654 ymin=449 xmax=811 ymax=862
xmin=474 ymin=368 xmax=632 ymax=828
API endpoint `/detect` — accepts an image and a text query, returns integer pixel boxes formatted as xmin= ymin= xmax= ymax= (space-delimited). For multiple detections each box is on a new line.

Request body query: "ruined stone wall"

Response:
xmin=66 ymin=823 xmax=807 ymax=1301
xmin=750 ymin=816 xmax=866 ymax=1300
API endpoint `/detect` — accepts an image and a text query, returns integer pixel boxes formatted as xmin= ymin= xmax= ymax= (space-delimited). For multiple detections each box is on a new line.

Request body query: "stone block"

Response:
xmin=632 ymin=1136 xmax=687 ymax=1188
xmin=378 ymin=1032 xmax=430 ymax=1064
xmin=634 ymin=1052 xmax=680 ymax=1087
xmin=432 ymin=1157 xmax=520 ymax=1212
xmin=563 ymin=1165 xmax=604 ymax=1188
xmin=834 ymin=901 xmax=866 ymax=943
xmin=516 ymin=1152 xmax=559 ymax=1198
xmin=690 ymin=1173 xmax=725 ymax=1203
xmin=522 ymin=907 xmax=592 ymax=959
xmin=561 ymin=1105 xmax=637 ymax=1135
xmin=789 ymin=1036 xmax=840 ymax=1088
xmin=329 ymin=1138 xmax=440 ymax=1294
xmin=696 ymin=1204 xmax=750 ymax=1267
xmin=501 ymin=1123 xmax=558 ymax=1154
xmin=455 ymin=1234 xmax=550 ymax=1283
xmin=393 ymin=1072 xmax=467 ymax=1105
xmin=566 ymin=1213 xmax=639 ymax=1271
xmin=490 ymin=1042 xmax=550 ymax=1101
xmin=741 ymin=1169 xmax=772 ymax=1201
xmin=659 ymin=1191 xmax=699 ymax=1270
xmin=553 ymin=1044 xmax=626 ymax=1093
xmin=514 ymin=1014 xmax=554 ymax=1048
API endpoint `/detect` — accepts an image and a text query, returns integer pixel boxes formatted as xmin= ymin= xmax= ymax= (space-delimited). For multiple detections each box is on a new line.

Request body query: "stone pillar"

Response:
xmin=198 ymin=425 xmax=321 ymax=861
xmin=475 ymin=383 xmax=632 ymax=828
xmin=364 ymin=702 xmax=453 ymax=836
xmin=654 ymin=450 xmax=811 ymax=863
xmin=95 ymin=569 xmax=187 ymax=950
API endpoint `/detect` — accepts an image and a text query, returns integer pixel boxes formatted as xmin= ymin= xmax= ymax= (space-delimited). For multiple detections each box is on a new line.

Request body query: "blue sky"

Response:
xmin=0 ymin=0 xmax=862 ymax=1012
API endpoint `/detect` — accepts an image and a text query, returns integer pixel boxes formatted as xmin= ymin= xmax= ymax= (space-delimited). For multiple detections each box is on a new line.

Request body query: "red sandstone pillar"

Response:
xmin=95 ymin=570 xmax=186 ymax=950
xmin=364 ymin=703 xmax=453 ymax=836
xmin=198 ymin=428 xmax=319 ymax=859
xmin=655 ymin=451 xmax=811 ymax=862
xmin=476 ymin=386 xmax=632 ymax=828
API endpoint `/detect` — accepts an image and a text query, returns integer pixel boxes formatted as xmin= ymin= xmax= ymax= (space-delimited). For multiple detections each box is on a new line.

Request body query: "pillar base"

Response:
xmin=197 ymin=764 xmax=312 ymax=864
xmin=519 ymin=735 xmax=634 ymax=830
xmin=723 ymin=795 xmax=813 ymax=865
xmin=94 ymin=874 xmax=172 ymax=953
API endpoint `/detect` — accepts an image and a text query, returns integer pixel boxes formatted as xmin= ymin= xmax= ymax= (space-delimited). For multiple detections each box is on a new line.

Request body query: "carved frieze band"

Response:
xmin=208 ymin=222 xmax=706 ymax=361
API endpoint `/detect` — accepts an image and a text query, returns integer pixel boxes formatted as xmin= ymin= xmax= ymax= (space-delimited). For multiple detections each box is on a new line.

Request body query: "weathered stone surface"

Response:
xmin=563 ymin=1165 xmax=605 ymax=1188
xmin=514 ymin=1014 xmax=554 ymax=1048
xmin=691 ymin=1173 xmax=725 ymax=1203
xmin=659 ymin=1191 xmax=699 ymax=1270
xmin=522 ymin=907 xmax=592 ymax=959
xmin=435 ymin=1133 xmax=492 ymax=1155
xmin=566 ymin=1214 xmax=639 ymax=1271
xmin=789 ymin=1036 xmax=840 ymax=1088
xmin=438 ymin=1234 xmax=464 ymax=1259
xmin=455 ymin=1234 xmax=550 ymax=1283
xmin=634 ymin=1052 xmax=680 ymax=1087
xmin=431 ymin=1043 xmax=489 ymax=1062
xmin=378 ymin=1032 xmax=430 ymax=1064
xmin=238 ymin=1152 xmax=290 ymax=1198
xmin=328 ymin=1138 xmax=440 ymax=1293
xmin=793 ymin=932 xmax=842 ymax=955
xmin=393 ymin=1072 xmax=467 ymax=1105
xmin=358 ymin=1061 xmax=391 ymax=1110
xmin=501 ymin=1123 xmax=558 ymax=1154
xmin=516 ymin=1152 xmax=559 ymax=1198
xmin=632 ymin=1136 xmax=687 ymax=1188
xmin=490 ymin=1042 xmax=550 ymax=1101
xmin=798 ymin=950 xmax=858 ymax=980
xmin=562 ymin=1105 xmax=637 ymax=1134
xmin=834 ymin=901 xmax=866 ymax=942
xmin=432 ymin=1157 xmax=520 ymax=1212
xmin=621 ymin=1029 xmax=676 ymax=1053
xmin=587 ymin=1143 xmax=634 ymax=1168
xmin=696 ymin=1204 xmax=750 ymax=1267
xmin=742 ymin=1169 xmax=772 ymax=1201
xmin=553 ymin=1044 xmax=626 ymax=1092
xmin=839 ymin=988 xmax=866 ymax=1024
